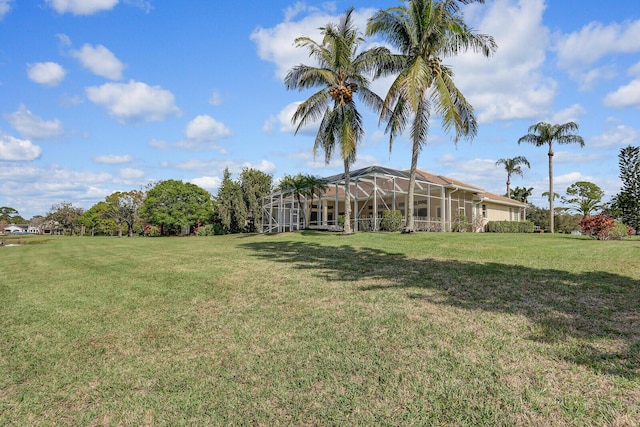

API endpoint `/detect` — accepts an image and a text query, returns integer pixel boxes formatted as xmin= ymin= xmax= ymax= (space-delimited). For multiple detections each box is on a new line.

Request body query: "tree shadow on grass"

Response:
xmin=240 ymin=239 xmax=640 ymax=379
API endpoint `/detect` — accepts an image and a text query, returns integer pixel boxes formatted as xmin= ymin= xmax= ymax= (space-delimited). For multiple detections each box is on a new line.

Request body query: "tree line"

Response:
xmin=1 ymin=168 xmax=338 ymax=237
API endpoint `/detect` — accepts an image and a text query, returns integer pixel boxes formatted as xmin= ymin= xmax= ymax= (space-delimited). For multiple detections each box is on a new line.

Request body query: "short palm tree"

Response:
xmin=518 ymin=122 xmax=585 ymax=233
xmin=510 ymin=186 xmax=533 ymax=203
xmin=285 ymin=8 xmax=392 ymax=234
xmin=496 ymin=156 xmax=530 ymax=198
xmin=367 ymin=0 xmax=496 ymax=232
xmin=279 ymin=173 xmax=310 ymax=229
xmin=279 ymin=173 xmax=328 ymax=229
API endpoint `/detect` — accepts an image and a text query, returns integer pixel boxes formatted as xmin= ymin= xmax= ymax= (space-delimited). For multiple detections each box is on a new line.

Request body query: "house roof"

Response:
xmin=321 ymin=165 xmax=528 ymax=207
xmin=476 ymin=191 xmax=529 ymax=207
xmin=324 ymin=165 xmax=483 ymax=192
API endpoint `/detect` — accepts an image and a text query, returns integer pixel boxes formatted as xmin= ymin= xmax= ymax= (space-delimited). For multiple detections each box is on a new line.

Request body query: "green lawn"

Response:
xmin=1 ymin=232 xmax=638 ymax=426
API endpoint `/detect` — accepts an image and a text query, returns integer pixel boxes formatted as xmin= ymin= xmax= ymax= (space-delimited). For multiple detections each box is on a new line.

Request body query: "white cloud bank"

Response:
xmin=86 ymin=80 xmax=180 ymax=124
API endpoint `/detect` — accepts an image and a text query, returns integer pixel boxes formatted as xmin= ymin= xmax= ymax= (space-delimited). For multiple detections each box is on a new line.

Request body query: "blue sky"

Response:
xmin=1 ymin=0 xmax=639 ymax=219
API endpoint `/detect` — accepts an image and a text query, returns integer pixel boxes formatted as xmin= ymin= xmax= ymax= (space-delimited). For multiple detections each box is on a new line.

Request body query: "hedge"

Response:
xmin=486 ymin=221 xmax=535 ymax=233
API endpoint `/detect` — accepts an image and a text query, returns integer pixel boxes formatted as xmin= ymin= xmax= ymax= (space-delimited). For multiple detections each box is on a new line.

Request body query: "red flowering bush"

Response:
xmin=579 ymin=213 xmax=617 ymax=240
xmin=580 ymin=214 xmax=633 ymax=240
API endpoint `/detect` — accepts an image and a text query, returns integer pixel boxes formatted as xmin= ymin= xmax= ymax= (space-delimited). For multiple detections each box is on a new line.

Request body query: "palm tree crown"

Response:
xmin=367 ymin=0 xmax=496 ymax=232
xmin=518 ymin=121 xmax=585 ymax=233
xmin=496 ymin=156 xmax=530 ymax=198
xmin=285 ymin=8 xmax=393 ymax=234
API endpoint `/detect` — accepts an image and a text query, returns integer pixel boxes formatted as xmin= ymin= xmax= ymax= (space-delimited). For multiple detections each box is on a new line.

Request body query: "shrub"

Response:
xmin=143 ymin=225 xmax=161 ymax=237
xmin=486 ymin=221 xmax=535 ymax=233
xmin=196 ymin=224 xmax=226 ymax=236
xmin=380 ymin=210 xmax=403 ymax=232
xmin=609 ymin=222 xmax=632 ymax=240
xmin=579 ymin=213 xmax=616 ymax=240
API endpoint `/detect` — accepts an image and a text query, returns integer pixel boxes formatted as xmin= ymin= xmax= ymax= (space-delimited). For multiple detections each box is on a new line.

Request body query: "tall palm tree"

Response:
xmin=367 ymin=0 xmax=496 ymax=232
xmin=496 ymin=156 xmax=530 ymax=198
xmin=285 ymin=8 xmax=392 ymax=234
xmin=518 ymin=121 xmax=585 ymax=233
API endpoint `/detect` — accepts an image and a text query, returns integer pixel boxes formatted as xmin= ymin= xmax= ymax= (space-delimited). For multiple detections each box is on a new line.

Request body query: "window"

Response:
xmin=482 ymin=204 xmax=487 ymax=218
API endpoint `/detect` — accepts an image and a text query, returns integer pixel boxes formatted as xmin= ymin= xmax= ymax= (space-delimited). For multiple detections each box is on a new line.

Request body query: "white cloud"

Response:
xmin=56 ymin=33 xmax=72 ymax=47
xmin=208 ymin=90 xmax=222 ymax=106
xmin=148 ymin=138 xmax=170 ymax=150
xmin=93 ymin=154 xmax=133 ymax=164
xmin=553 ymin=151 xmax=604 ymax=163
xmin=550 ymin=104 xmax=587 ymax=124
xmin=242 ymin=159 xmax=276 ymax=173
xmin=0 ymin=163 xmax=115 ymax=217
xmin=589 ymin=124 xmax=640 ymax=148
xmin=123 ymin=0 xmax=152 ymax=13
xmin=628 ymin=61 xmax=640 ymax=76
xmin=0 ymin=135 xmax=41 ymax=161
xmin=190 ymin=176 xmax=222 ymax=192
xmin=4 ymin=105 xmax=64 ymax=140
xmin=554 ymin=171 xmax=586 ymax=187
xmin=86 ymin=80 xmax=180 ymax=124
xmin=555 ymin=20 xmax=640 ymax=69
xmin=119 ymin=167 xmax=144 ymax=179
xmin=71 ymin=44 xmax=125 ymax=80
xmin=266 ymin=101 xmax=317 ymax=135
xmin=0 ymin=0 xmax=12 ymax=20
xmin=27 ymin=62 xmax=66 ymax=86
xmin=45 ymin=0 xmax=118 ymax=15
xmin=250 ymin=5 xmax=377 ymax=80
xmin=185 ymin=115 xmax=231 ymax=141
xmin=554 ymin=19 xmax=640 ymax=87
xmin=449 ymin=0 xmax=555 ymax=123
xmin=604 ymin=79 xmax=640 ymax=108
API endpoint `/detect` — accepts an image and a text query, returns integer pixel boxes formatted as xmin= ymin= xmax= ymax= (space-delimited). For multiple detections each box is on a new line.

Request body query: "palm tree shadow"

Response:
xmin=240 ymin=239 xmax=640 ymax=379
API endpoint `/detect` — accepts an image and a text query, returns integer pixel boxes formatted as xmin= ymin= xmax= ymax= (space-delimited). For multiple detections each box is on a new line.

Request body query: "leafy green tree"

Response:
xmin=285 ymin=8 xmax=391 ymax=234
xmin=367 ymin=0 xmax=496 ymax=232
xmin=510 ymin=186 xmax=533 ymax=203
xmin=555 ymin=212 xmax=581 ymax=234
xmin=140 ymin=180 xmax=213 ymax=235
xmin=216 ymin=168 xmax=247 ymax=233
xmin=79 ymin=202 xmax=111 ymax=236
xmin=105 ymin=190 xmax=145 ymax=237
xmin=496 ymin=156 xmax=530 ymax=198
xmin=526 ymin=205 xmax=549 ymax=231
xmin=614 ymin=145 xmax=640 ymax=234
xmin=46 ymin=202 xmax=84 ymax=235
xmin=239 ymin=168 xmax=272 ymax=233
xmin=518 ymin=121 xmax=585 ymax=233
xmin=562 ymin=181 xmax=604 ymax=218
xmin=0 ymin=206 xmax=19 ymax=222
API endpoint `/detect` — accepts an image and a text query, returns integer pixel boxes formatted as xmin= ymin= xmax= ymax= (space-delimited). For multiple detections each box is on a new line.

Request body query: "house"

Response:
xmin=262 ymin=165 xmax=528 ymax=233
xmin=3 ymin=224 xmax=28 ymax=234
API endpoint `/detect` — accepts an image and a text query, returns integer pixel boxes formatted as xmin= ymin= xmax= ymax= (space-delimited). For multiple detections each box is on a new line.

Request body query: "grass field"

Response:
xmin=1 ymin=232 xmax=639 ymax=426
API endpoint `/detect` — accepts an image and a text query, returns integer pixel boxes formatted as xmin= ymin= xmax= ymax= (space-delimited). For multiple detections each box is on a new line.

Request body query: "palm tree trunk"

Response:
xmin=405 ymin=140 xmax=420 ymax=233
xmin=506 ymin=176 xmax=511 ymax=198
xmin=548 ymin=145 xmax=554 ymax=233
xmin=343 ymin=158 xmax=352 ymax=234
